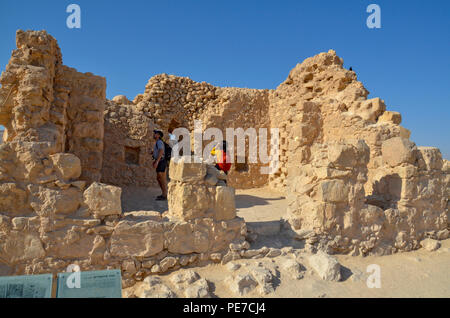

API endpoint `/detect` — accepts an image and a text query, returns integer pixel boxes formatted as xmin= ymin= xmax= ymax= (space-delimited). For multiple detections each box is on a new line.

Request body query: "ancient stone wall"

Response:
xmin=131 ymin=75 xmax=272 ymax=189
xmin=285 ymin=138 xmax=449 ymax=256
xmin=0 ymin=29 xmax=447 ymax=278
xmin=101 ymin=99 xmax=157 ymax=187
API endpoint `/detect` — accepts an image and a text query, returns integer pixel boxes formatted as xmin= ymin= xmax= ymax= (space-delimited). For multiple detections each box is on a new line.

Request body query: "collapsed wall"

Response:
xmin=276 ymin=51 xmax=449 ymax=255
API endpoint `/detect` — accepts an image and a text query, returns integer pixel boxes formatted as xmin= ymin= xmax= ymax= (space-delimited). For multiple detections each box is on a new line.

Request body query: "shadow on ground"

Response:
xmin=235 ymin=194 xmax=285 ymax=209
xmin=121 ymin=186 xmax=168 ymax=213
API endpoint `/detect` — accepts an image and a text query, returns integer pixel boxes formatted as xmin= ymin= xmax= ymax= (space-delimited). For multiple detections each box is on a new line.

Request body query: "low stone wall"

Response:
xmin=0 ymin=154 xmax=246 ymax=288
xmin=285 ymin=138 xmax=449 ymax=256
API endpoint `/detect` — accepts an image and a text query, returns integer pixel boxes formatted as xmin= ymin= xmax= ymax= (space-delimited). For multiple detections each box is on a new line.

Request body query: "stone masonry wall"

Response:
xmin=0 ymin=29 xmax=447 ymax=276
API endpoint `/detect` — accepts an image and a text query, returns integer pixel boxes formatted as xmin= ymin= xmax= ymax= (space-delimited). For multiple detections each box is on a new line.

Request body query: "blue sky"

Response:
xmin=0 ymin=0 xmax=449 ymax=158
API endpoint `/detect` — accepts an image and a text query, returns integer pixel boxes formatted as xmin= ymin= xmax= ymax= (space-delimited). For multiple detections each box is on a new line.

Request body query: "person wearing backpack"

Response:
xmin=152 ymin=130 xmax=168 ymax=201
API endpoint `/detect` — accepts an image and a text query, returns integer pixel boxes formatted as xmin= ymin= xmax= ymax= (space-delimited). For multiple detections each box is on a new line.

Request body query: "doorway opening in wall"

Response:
xmin=125 ymin=146 xmax=140 ymax=165
xmin=234 ymin=155 xmax=249 ymax=172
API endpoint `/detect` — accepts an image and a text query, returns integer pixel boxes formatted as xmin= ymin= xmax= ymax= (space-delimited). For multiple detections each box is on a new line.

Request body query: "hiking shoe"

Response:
xmin=156 ymin=195 xmax=167 ymax=201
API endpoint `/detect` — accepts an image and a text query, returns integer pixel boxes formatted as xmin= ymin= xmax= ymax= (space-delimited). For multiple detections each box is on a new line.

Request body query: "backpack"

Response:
xmin=163 ymin=141 xmax=172 ymax=161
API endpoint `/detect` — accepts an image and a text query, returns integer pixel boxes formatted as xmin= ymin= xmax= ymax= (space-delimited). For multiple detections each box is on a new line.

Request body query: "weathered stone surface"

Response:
xmin=420 ymin=238 xmax=441 ymax=252
xmin=318 ymin=179 xmax=349 ymax=203
xmin=138 ymin=277 xmax=177 ymax=298
xmin=225 ymin=274 xmax=258 ymax=296
xmin=378 ymin=111 xmax=402 ymax=125
xmin=83 ymin=182 xmax=122 ymax=217
xmin=417 ymin=147 xmax=443 ymax=171
xmin=0 ymin=183 xmax=30 ymax=216
xmin=167 ymin=182 xmax=212 ymax=220
xmin=308 ymin=252 xmax=342 ymax=281
xmin=112 ymin=95 xmax=131 ymax=104
xmin=159 ymin=256 xmax=177 ymax=272
xmin=165 ymin=222 xmax=210 ymax=254
xmin=0 ymin=231 xmax=45 ymax=264
xmin=214 ymin=186 xmax=236 ymax=221
xmin=28 ymin=185 xmax=82 ymax=216
xmin=382 ymin=137 xmax=417 ymax=167
xmin=250 ymin=266 xmax=276 ymax=294
xmin=50 ymin=153 xmax=82 ymax=180
xmin=184 ymin=278 xmax=212 ymax=298
xmin=169 ymin=158 xmax=206 ymax=182
xmin=280 ymin=258 xmax=304 ymax=280
xmin=110 ymin=220 xmax=164 ymax=258
xmin=171 ymin=270 xmax=200 ymax=285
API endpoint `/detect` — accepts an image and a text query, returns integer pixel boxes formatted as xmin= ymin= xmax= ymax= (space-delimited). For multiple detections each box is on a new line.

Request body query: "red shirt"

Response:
xmin=216 ymin=150 xmax=232 ymax=172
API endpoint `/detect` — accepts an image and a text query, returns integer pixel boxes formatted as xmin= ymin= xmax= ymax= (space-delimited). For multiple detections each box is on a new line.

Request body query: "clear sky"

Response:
xmin=0 ymin=0 xmax=449 ymax=158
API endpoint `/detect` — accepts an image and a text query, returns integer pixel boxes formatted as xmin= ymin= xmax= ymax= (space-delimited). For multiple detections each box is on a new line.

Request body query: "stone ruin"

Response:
xmin=0 ymin=30 xmax=448 ymax=287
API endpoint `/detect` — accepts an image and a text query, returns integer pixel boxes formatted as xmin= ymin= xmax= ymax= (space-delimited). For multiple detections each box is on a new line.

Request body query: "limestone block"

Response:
xmin=168 ymin=182 xmax=212 ymax=220
xmin=214 ymin=186 xmax=236 ymax=221
xmin=112 ymin=95 xmax=131 ymax=104
xmin=382 ymin=137 xmax=417 ymax=167
xmin=307 ymin=251 xmax=342 ymax=281
xmin=417 ymin=147 xmax=443 ymax=171
xmin=169 ymin=158 xmax=206 ymax=182
xmin=350 ymin=97 xmax=386 ymax=122
xmin=327 ymin=143 xmax=357 ymax=168
xmin=83 ymin=182 xmax=122 ymax=217
xmin=0 ymin=183 xmax=30 ymax=216
xmin=165 ymin=222 xmax=210 ymax=254
xmin=420 ymin=238 xmax=440 ymax=251
xmin=28 ymin=185 xmax=82 ymax=217
xmin=50 ymin=153 xmax=82 ymax=180
xmin=110 ymin=220 xmax=164 ymax=258
xmin=318 ymin=179 xmax=349 ymax=203
xmin=378 ymin=111 xmax=402 ymax=125
xmin=44 ymin=230 xmax=97 ymax=259
xmin=0 ymin=231 xmax=45 ymax=264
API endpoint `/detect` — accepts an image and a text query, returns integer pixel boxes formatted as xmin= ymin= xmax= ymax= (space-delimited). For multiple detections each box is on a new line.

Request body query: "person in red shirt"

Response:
xmin=211 ymin=141 xmax=231 ymax=175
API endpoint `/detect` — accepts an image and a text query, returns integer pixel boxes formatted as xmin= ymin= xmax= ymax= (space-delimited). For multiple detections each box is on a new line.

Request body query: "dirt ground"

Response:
xmin=122 ymin=186 xmax=450 ymax=298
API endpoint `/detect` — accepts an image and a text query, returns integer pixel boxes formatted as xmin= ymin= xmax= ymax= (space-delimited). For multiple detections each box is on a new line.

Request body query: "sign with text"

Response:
xmin=56 ymin=269 xmax=122 ymax=298
xmin=0 ymin=274 xmax=53 ymax=298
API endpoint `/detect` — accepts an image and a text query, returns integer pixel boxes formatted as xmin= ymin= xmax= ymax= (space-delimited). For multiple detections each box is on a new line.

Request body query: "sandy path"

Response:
xmin=123 ymin=187 xmax=450 ymax=298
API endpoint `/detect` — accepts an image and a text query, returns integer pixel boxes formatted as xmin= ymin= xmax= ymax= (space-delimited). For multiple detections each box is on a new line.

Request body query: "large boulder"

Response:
xmin=83 ymin=182 xmax=122 ymax=217
xmin=308 ymin=251 xmax=342 ymax=281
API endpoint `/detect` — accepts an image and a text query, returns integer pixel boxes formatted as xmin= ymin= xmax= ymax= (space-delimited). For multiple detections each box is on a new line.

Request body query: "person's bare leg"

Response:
xmin=158 ymin=172 xmax=167 ymax=197
xmin=156 ymin=173 xmax=163 ymax=195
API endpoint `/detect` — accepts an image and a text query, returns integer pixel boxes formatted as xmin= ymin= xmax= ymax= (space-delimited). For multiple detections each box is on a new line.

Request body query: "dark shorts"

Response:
xmin=156 ymin=159 xmax=167 ymax=173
